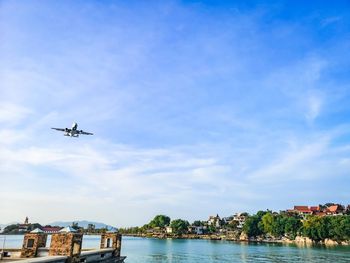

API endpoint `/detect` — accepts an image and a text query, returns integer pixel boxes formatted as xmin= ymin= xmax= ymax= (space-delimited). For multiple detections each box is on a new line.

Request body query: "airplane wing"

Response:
xmin=78 ymin=130 xmax=93 ymax=135
xmin=51 ymin=127 xmax=69 ymax=132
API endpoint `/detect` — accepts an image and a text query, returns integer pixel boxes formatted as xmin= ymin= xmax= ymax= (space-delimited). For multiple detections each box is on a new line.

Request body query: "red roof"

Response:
xmin=41 ymin=227 xmax=62 ymax=232
xmin=294 ymin=206 xmax=311 ymax=213
xmin=327 ymin=205 xmax=342 ymax=213
xmin=310 ymin=206 xmax=320 ymax=212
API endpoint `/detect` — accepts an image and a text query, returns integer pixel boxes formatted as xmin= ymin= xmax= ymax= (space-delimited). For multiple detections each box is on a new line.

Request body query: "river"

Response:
xmin=1 ymin=235 xmax=350 ymax=262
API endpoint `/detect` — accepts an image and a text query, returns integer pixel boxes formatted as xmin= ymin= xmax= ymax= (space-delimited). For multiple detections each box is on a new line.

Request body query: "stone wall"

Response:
xmin=49 ymin=233 xmax=83 ymax=263
xmin=100 ymin=233 xmax=122 ymax=257
xmin=21 ymin=233 xmax=48 ymax=258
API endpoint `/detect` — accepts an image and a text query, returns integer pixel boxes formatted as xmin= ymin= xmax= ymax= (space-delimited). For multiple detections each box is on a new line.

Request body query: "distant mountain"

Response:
xmin=48 ymin=220 xmax=116 ymax=230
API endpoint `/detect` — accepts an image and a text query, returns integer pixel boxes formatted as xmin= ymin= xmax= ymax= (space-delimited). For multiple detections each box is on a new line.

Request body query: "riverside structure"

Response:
xmin=0 ymin=228 xmax=125 ymax=263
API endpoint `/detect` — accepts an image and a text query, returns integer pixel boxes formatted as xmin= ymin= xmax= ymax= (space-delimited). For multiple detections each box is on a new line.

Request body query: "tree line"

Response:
xmin=119 ymin=209 xmax=350 ymax=242
xmin=119 ymin=215 xmax=191 ymax=235
xmin=243 ymin=211 xmax=350 ymax=242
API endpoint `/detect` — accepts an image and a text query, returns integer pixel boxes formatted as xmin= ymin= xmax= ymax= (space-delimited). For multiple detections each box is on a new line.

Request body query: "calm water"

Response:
xmin=1 ymin=235 xmax=350 ymax=262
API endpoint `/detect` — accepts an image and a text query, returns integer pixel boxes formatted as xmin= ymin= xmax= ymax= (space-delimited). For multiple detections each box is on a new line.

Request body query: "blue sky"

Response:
xmin=1 ymin=0 xmax=350 ymax=227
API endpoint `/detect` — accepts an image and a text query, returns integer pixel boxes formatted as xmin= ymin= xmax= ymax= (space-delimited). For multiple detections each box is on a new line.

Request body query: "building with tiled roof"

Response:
xmin=326 ymin=205 xmax=344 ymax=215
xmin=41 ymin=226 xmax=62 ymax=233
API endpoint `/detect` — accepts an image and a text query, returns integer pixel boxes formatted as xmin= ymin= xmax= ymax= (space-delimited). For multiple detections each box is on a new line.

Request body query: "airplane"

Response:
xmin=51 ymin=122 xmax=93 ymax=137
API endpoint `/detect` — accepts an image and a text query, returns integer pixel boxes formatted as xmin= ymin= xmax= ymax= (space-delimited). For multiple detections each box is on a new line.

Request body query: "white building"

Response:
xmin=207 ymin=214 xmax=222 ymax=228
xmin=165 ymin=226 xmax=173 ymax=234
xmin=231 ymin=213 xmax=247 ymax=229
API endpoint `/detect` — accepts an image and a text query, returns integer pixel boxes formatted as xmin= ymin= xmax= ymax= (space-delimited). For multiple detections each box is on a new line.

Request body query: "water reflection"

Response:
xmin=1 ymin=235 xmax=350 ymax=262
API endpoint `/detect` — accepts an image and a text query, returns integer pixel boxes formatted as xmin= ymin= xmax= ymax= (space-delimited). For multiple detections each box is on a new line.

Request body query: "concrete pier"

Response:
xmin=0 ymin=230 xmax=125 ymax=263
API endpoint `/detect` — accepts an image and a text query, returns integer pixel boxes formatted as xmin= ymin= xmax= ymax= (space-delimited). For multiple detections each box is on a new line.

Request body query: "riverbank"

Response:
xmin=122 ymin=233 xmax=350 ymax=246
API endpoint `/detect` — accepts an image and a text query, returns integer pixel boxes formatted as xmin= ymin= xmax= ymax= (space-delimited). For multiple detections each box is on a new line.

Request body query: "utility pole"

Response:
xmin=0 ymin=235 xmax=6 ymax=260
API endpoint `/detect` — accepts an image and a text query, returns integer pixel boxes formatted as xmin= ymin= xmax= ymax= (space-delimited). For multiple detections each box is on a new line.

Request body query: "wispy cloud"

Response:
xmin=1 ymin=1 xmax=350 ymax=225
xmin=0 ymin=103 xmax=32 ymax=124
xmin=305 ymin=94 xmax=323 ymax=122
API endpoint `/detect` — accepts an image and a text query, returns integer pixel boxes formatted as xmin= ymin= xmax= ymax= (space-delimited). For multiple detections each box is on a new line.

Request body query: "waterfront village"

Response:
xmin=3 ymin=203 xmax=349 ymax=247
xmin=118 ymin=203 xmax=350 ymax=246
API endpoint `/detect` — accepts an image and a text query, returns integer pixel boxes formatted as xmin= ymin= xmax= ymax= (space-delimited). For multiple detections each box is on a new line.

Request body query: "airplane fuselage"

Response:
xmin=52 ymin=122 xmax=93 ymax=137
xmin=65 ymin=122 xmax=79 ymax=137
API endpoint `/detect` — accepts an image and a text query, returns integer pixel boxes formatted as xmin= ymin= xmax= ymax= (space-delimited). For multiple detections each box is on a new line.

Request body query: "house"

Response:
xmin=231 ymin=213 xmax=247 ymax=229
xmin=310 ymin=206 xmax=320 ymax=213
xmin=222 ymin=216 xmax=233 ymax=224
xmin=18 ymin=216 xmax=31 ymax=232
xmin=18 ymin=224 xmax=30 ymax=232
xmin=286 ymin=206 xmax=313 ymax=219
xmin=148 ymin=227 xmax=163 ymax=234
xmin=287 ymin=204 xmax=345 ymax=217
xmin=292 ymin=206 xmax=313 ymax=217
xmin=165 ymin=226 xmax=173 ymax=234
xmin=188 ymin=226 xmax=204 ymax=235
xmin=208 ymin=214 xmax=222 ymax=228
xmin=326 ymin=205 xmax=344 ymax=215
xmin=41 ymin=226 xmax=62 ymax=234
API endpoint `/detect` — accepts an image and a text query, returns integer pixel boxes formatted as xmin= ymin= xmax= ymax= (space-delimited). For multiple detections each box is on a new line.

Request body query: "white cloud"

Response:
xmin=321 ymin=16 xmax=342 ymax=27
xmin=0 ymin=103 xmax=32 ymax=124
xmin=248 ymin=138 xmax=329 ymax=183
xmin=305 ymin=94 xmax=323 ymax=122
xmin=1 ymin=1 xmax=350 ymax=226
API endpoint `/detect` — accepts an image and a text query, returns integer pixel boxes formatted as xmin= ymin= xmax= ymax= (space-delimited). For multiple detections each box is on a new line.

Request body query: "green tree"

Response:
xmin=149 ymin=215 xmax=171 ymax=228
xmin=207 ymin=225 xmax=217 ymax=233
xmin=141 ymin=223 xmax=150 ymax=231
xmin=227 ymin=220 xmax=239 ymax=230
xmin=261 ymin=213 xmax=274 ymax=234
xmin=303 ymin=216 xmax=330 ymax=241
xmin=170 ymin=219 xmax=190 ymax=235
xmin=345 ymin=205 xmax=350 ymax=215
xmin=271 ymin=215 xmax=286 ymax=237
xmin=284 ymin=216 xmax=302 ymax=239
xmin=3 ymin=224 xmax=19 ymax=234
xmin=29 ymin=223 xmax=42 ymax=231
xmin=243 ymin=215 xmax=263 ymax=237
xmin=192 ymin=220 xmax=203 ymax=227
xmin=328 ymin=216 xmax=350 ymax=241
xmin=72 ymin=222 xmax=79 ymax=229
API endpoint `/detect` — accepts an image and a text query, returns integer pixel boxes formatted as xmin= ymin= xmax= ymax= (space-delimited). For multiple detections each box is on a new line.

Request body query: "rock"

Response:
xmin=324 ymin=239 xmax=338 ymax=246
xmin=239 ymin=232 xmax=248 ymax=241
xmin=281 ymin=237 xmax=293 ymax=244
xmin=294 ymin=236 xmax=314 ymax=246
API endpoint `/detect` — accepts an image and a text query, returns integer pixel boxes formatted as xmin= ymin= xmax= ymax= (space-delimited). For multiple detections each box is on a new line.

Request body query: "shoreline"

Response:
xmin=122 ymin=233 xmax=350 ymax=246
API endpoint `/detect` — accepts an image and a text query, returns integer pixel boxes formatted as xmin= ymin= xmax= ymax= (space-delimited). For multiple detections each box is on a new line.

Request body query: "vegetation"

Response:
xmin=242 ymin=211 xmax=350 ymax=242
xmin=170 ymin=219 xmax=190 ymax=235
xmin=149 ymin=215 xmax=171 ymax=228
xmin=192 ymin=220 xmax=204 ymax=227
xmin=303 ymin=215 xmax=350 ymax=242
xmin=3 ymin=223 xmax=42 ymax=234
xmin=114 ymin=203 xmax=350 ymax=244
xmin=243 ymin=211 xmax=303 ymax=239
xmin=243 ymin=213 xmax=264 ymax=237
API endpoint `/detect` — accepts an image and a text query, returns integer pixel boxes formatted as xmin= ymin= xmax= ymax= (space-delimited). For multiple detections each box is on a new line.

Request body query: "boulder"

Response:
xmin=239 ymin=232 xmax=248 ymax=241
xmin=324 ymin=239 xmax=338 ymax=246
xmin=294 ymin=236 xmax=314 ymax=245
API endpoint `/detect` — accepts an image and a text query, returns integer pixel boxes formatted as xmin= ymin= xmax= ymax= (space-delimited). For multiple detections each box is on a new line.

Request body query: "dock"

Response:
xmin=0 ymin=228 xmax=126 ymax=263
